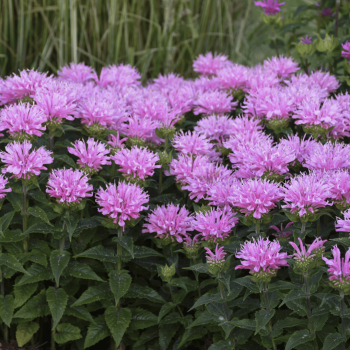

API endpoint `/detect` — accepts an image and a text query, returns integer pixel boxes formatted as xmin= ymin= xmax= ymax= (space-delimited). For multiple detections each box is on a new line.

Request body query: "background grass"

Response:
xmin=0 ymin=0 xmax=305 ymax=80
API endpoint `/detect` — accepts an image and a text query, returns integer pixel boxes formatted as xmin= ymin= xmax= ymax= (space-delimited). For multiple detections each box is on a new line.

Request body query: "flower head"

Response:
xmin=98 ymin=64 xmax=141 ymax=88
xmin=0 ymin=141 xmax=53 ymax=180
xmin=0 ymin=175 xmax=12 ymax=199
xmin=107 ymin=133 xmax=128 ymax=152
xmin=205 ymin=244 xmax=227 ymax=275
xmin=215 ymin=65 xmax=249 ymax=91
xmin=194 ymin=90 xmax=237 ymax=115
xmin=112 ymin=146 xmax=161 ymax=181
xmin=335 ymin=209 xmax=350 ymax=236
xmin=0 ymin=103 xmax=47 ymax=141
xmin=342 ymin=41 xmax=350 ymax=62
xmin=254 ymin=0 xmax=285 ymax=15
xmin=308 ymin=71 xmax=339 ymax=94
xmin=142 ymin=204 xmax=193 ymax=243
xmin=46 ymin=168 xmax=93 ymax=206
xmin=270 ymin=222 xmax=293 ymax=240
xmin=193 ymin=52 xmax=229 ymax=76
xmin=301 ymin=35 xmax=313 ymax=45
xmin=68 ymin=138 xmax=111 ymax=175
xmin=264 ymin=56 xmax=299 ymax=78
xmin=57 ymin=63 xmax=97 ymax=84
xmin=327 ymin=170 xmax=350 ymax=209
xmin=322 ymin=8 xmax=333 ymax=17
xmin=96 ymin=182 xmax=149 ymax=229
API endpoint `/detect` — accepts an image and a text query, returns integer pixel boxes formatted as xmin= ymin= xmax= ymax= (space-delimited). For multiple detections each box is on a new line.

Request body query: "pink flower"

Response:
xmin=230 ymin=115 xmax=263 ymax=134
xmin=57 ymin=63 xmax=97 ymax=84
xmin=323 ymin=246 xmax=350 ymax=290
xmin=308 ymin=71 xmax=339 ymax=94
xmin=255 ymin=0 xmax=285 ymax=15
xmin=206 ymin=176 xmax=239 ymax=207
xmin=235 ymin=237 xmax=289 ymax=274
xmin=264 ymin=56 xmax=299 ymax=79
xmin=96 ymin=182 xmax=149 ymax=229
xmin=0 ymin=141 xmax=53 ymax=180
xmin=301 ymin=35 xmax=313 ymax=44
xmin=107 ymin=133 xmax=128 ymax=150
xmin=215 ymin=65 xmax=249 ymax=90
xmin=68 ymin=138 xmax=111 ymax=174
xmin=290 ymin=237 xmax=326 ymax=262
xmin=327 ymin=170 xmax=350 ymax=207
xmin=193 ymin=208 xmax=238 ymax=242
xmin=193 ymin=52 xmax=229 ymax=76
xmin=193 ymin=90 xmax=237 ymax=115
xmin=0 ymin=175 xmax=12 ymax=199
xmin=98 ymin=64 xmax=141 ymax=88
xmin=229 ymin=178 xmax=282 ymax=219
xmin=152 ymin=73 xmax=185 ymax=91
xmin=342 ymin=42 xmax=350 ymax=62
xmin=205 ymin=244 xmax=227 ymax=264
xmin=244 ymin=66 xmax=280 ymax=92
xmin=282 ymin=172 xmax=333 ymax=218
xmin=0 ymin=103 xmax=47 ymax=139
xmin=335 ymin=209 xmax=350 ymax=235
xmin=46 ymin=168 xmax=93 ymax=205
xmin=270 ymin=222 xmax=293 ymax=239
xmin=322 ymin=8 xmax=333 ymax=16
xmin=142 ymin=204 xmax=193 ymax=243
xmin=112 ymin=146 xmax=160 ymax=180
xmin=0 ymin=70 xmax=51 ymax=105
xmin=172 ymin=131 xmax=221 ymax=162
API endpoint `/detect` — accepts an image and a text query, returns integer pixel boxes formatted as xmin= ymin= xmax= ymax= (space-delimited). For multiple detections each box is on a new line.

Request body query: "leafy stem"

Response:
xmin=340 ymin=292 xmax=346 ymax=350
xmin=168 ymin=283 xmax=184 ymax=318
xmin=304 ymin=274 xmax=318 ymax=350
xmin=22 ymin=183 xmax=28 ymax=253
xmin=263 ymin=283 xmax=276 ymax=350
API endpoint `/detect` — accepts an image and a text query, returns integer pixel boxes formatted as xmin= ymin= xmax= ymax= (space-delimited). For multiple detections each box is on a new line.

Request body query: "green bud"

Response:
xmin=266 ymin=118 xmax=290 ymax=134
xmin=251 ymin=269 xmax=277 ymax=283
xmin=155 ymin=127 xmax=176 ymax=140
xmin=207 ymin=259 xmax=225 ymax=276
xmin=303 ymin=124 xmax=332 ymax=140
xmin=9 ymin=132 xmax=37 ymax=143
xmin=261 ymin=14 xmax=282 ymax=26
xmin=158 ymin=150 xmax=172 ymax=166
xmin=46 ymin=118 xmax=63 ymax=133
xmin=296 ymin=42 xmax=315 ymax=57
xmin=261 ymin=171 xmax=285 ymax=183
xmin=316 ymin=34 xmax=338 ymax=53
xmin=84 ymin=123 xmax=107 ymax=136
xmin=158 ymin=264 xmax=176 ymax=282
xmin=127 ymin=137 xmax=146 ymax=148
xmin=183 ymin=242 xmax=201 ymax=259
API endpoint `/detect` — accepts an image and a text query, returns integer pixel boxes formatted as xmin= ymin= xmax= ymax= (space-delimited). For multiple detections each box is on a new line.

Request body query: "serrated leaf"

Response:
xmin=27 ymin=206 xmax=53 ymax=227
xmin=280 ymin=289 xmax=307 ymax=307
xmin=330 ymin=238 xmax=350 ymax=248
xmin=285 ymin=330 xmax=315 ymax=350
xmin=133 ymin=246 xmax=163 ymax=258
xmin=105 ymin=306 xmax=132 ymax=347
xmin=183 ymin=263 xmax=208 ymax=274
xmin=127 ymin=283 xmax=165 ymax=303
xmin=189 ymin=293 xmax=222 ymax=311
xmin=14 ymin=283 xmax=38 ymax=308
xmin=14 ymin=289 xmax=50 ymax=319
xmin=178 ymin=326 xmax=208 ymax=347
xmin=54 ymin=154 xmax=77 ymax=169
xmin=158 ymin=302 xmax=176 ymax=322
xmin=65 ymin=299 xmax=95 ymax=324
xmin=16 ymin=322 xmax=40 ymax=347
xmin=234 ymin=277 xmax=260 ymax=294
xmin=129 ymin=308 xmax=158 ymax=330
xmin=84 ymin=315 xmax=110 ymax=349
xmin=0 ymin=253 xmax=29 ymax=275
xmin=0 ymin=295 xmax=14 ymax=326
xmin=113 ymin=236 xmax=134 ymax=258
xmin=16 ymin=264 xmax=53 ymax=286
xmin=0 ymin=229 xmax=27 ymax=243
xmin=268 ymin=281 xmax=297 ymax=291
xmin=7 ymin=192 xmax=22 ymax=212
xmin=321 ymin=333 xmax=346 ymax=350
xmin=72 ymin=284 xmax=113 ymax=307
xmin=159 ymin=323 xmax=180 ymax=350
xmin=229 ymin=319 xmax=256 ymax=331
xmin=270 ymin=317 xmax=307 ymax=338
xmin=28 ymin=189 xmax=49 ymax=204
xmin=188 ymin=311 xmax=216 ymax=328
xmin=63 ymin=213 xmax=79 ymax=241
xmin=24 ymin=222 xmax=56 ymax=235
xmin=0 ymin=211 xmax=15 ymax=235
xmin=65 ymin=261 xmax=104 ymax=282
xmin=50 ymin=250 xmax=70 ymax=287
xmin=74 ymin=245 xmax=118 ymax=263
xmin=208 ymin=339 xmax=235 ymax=350
xmin=54 ymin=323 xmax=81 ymax=344
xmin=312 ymin=312 xmax=328 ymax=331
xmin=255 ymin=309 xmax=275 ymax=335
xmin=28 ymin=249 xmax=47 ymax=267
xmin=46 ymin=287 xmax=68 ymax=329
xmin=109 ymin=271 xmax=131 ymax=304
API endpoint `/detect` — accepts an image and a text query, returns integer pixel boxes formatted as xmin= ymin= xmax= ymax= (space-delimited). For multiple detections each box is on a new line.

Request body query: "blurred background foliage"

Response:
xmin=0 ymin=0 xmax=311 ymax=80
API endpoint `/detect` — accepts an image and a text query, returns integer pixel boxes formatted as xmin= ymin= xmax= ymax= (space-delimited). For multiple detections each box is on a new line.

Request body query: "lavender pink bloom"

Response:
xmin=301 ymin=35 xmax=312 ymax=44
xmin=142 ymin=204 xmax=193 ymax=243
xmin=327 ymin=170 xmax=350 ymax=207
xmin=193 ymin=90 xmax=237 ymax=115
xmin=270 ymin=222 xmax=293 ymax=239
xmin=98 ymin=64 xmax=141 ymax=88
xmin=112 ymin=146 xmax=161 ymax=180
xmin=341 ymin=42 xmax=350 ymax=62
xmin=0 ymin=141 xmax=53 ymax=180
xmin=205 ymin=244 xmax=227 ymax=264
xmin=290 ymin=237 xmax=326 ymax=262
xmin=215 ymin=65 xmax=249 ymax=91
xmin=0 ymin=175 xmax=12 ymax=199
xmin=335 ymin=209 xmax=350 ymax=235
xmin=68 ymin=138 xmax=111 ymax=173
xmin=57 ymin=63 xmax=97 ymax=84
xmin=96 ymin=182 xmax=149 ymax=229
xmin=193 ymin=52 xmax=229 ymax=76
xmin=107 ymin=133 xmax=128 ymax=151
xmin=46 ymin=168 xmax=93 ymax=205
xmin=264 ymin=56 xmax=299 ymax=79
xmin=255 ymin=0 xmax=285 ymax=15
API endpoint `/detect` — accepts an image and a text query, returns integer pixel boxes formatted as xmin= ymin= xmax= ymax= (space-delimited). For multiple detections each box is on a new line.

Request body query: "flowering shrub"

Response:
xmin=1 ymin=3 xmax=350 ymax=350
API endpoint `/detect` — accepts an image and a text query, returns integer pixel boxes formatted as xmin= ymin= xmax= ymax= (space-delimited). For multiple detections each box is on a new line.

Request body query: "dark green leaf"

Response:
xmin=330 ymin=238 xmax=350 ymax=248
xmin=109 ymin=271 xmax=132 ymax=304
xmin=28 ymin=249 xmax=47 ymax=267
xmin=63 ymin=213 xmax=79 ymax=241
xmin=14 ymin=283 xmax=38 ymax=308
xmin=293 ymin=5 xmax=309 ymax=18
xmin=65 ymin=261 xmax=104 ymax=282
xmin=46 ymin=287 xmax=68 ymax=329
xmin=159 ymin=323 xmax=180 ymax=350
xmin=208 ymin=340 xmax=235 ymax=350
xmin=133 ymin=246 xmax=163 ymax=258
xmin=54 ymin=323 xmax=81 ymax=344
xmin=178 ymin=326 xmax=208 ymax=347
xmin=271 ymin=317 xmax=307 ymax=338
xmin=0 ymin=253 xmax=29 ymax=275
xmin=27 ymin=206 xmax=53 ymax=226
xmin=229 ymin=319 xmax=256 ymax=331
xmin=188 ymin=311 xmax=216 ymax=328
xmin=114 ymin=236 xmax=134 ymax=258
xmin=268 ymin=281 xmax=297 ymax=292
xmin=16 ymin=322 xmax=40 ymax=347
xmin=72 ymin=284 xmax=113 ymax=307
xmin=285 ymin=330 xmax=315 ymax=350
xmin=50 ymin=250 xmax=71 ymax=287
xmin=24 ymin=222 xmax=56 ymax=235
xmin=84 ymin=315 xmax=110 ymax=349
xmin=158 ymin=302 xmax=176 ymax=322
xmin=16 ymin=264 xmax=53 ymax=286
xmin=74 ymin=245 xmax=118 ymax=263
xmin=255 ymin=309 xmax=275 ymax=335
xmin=234 ymin=277 xmax=260 ymax=294
xmin=14 ymin=289 xmax=50 ymax=319
xmin=0 ymin=211 xmax=15 ymax=235
xmin=0 ymin=295 xmax=14 ymax=326
xmin=127 ymin=283 xmax=165 ymax=303
xmin=53 ymin=154 xmax=77 ymax=169
xmin=0 ymin=229 xmax=27 ymax=243
xmin=280 ymin=289 xmax=307 ymax=307
xmin=189 ymin=293 xmax=222 ymax=311
xmin=322 ymin=333 xmax=345 ymax=350
xmin=129 ymin=308 xmax=158 ymax=330
xmin=28 ymin=189 xmax=49 ymax=204
xmin=183 ymin=263 xmax=208 ymax=274
xmin=312 ymin=312 xmax=328 ymax=332
xmin=7 ymin=192 xmax=22 ymax=212
xmin=105 ymin=306 xmax=132 ymax=347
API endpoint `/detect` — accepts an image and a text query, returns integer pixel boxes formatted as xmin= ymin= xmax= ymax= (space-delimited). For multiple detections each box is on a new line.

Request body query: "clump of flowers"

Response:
xmin=68 ymin=138 xmax=111 ymax=175
xmin=235 ymin=237 xmax=290 ymax=282
xmin=335 ymin=209 xmax=350 ymax=236
xmin=254 ymin=0 xmax=285 ymax=15
xmin=206 ymin=176 xmax=239 ymax=207
xmin=46 ymin=168 xmax=93 ymax=207
xmin=57 ymin=62 xmax=97 ymax=84
xmin=0 ymin=175 xmax=12 ymax=199
xmin=0 ymin=103 xmax=47 ymax=141
xmin=327 ymin=170 xmax=350 ymax=210
xmin=205 ymin=244 xmax=227 ymax=276
xmin=98 ymin=64 xmax=141 ymax=88
xmin=183 ymin=235 xmax=201 ymax=259
xmin=270 ymin=222 xmax=293 ymax=240
xmin=193 ymin=52 xmax=229 ymax=76
xmin=341 ymin=42 xmax=350 ymax=62
xmin=0 ymin=141 xmax=53 ymax=180
xmin=193 ymin=208 xmax=238 ymax=244
xmin=142 ymin=204 xmax=193 ymax=244
xmin=193 ymin=90 xmax=237 ymax=115
xmin=290 ymin=237 xmax=326 ymax=271
xmin=96 ymin=182 xmax=149 ymax=229
xmin=323 ymin=246 xmax=350 ymax=293
xmin=112 ymin=146 xmax=161 ymax=183
xmin=264 ymin=56 xmax=299 ymax=79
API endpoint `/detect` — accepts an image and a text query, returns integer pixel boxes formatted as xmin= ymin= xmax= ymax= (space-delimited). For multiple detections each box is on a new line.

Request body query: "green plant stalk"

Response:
xmin=117 ymin=227 xmax=122 ymax=274
xmin=219 ymin=279 xmax=236 ymax=349
xmin=0 ymin=266 xmax=8 ymax=344
xmin=304 ymin=274 xmax=318 ymax=350
xmin=51 ymin=319 xmax=56 ymax=350
xmin=158 ymin=167 xmax=163 ymax=194
xmin=255 ymin=220 xmax=260 ymax=236
xmin=340 ymin=292 xmax=346 ymax=350
xmin=22 ymin=183 xmax=28 ymax=253
xmin=263 ymin=283 xmax=276 ymax=350
xmin=168 ymin=283 xmax=184 ymax=318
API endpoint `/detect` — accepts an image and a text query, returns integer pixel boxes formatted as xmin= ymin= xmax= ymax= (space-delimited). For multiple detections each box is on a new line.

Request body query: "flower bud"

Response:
xmin=296 ymin=42 xmax=315 ymax=57
xmin=158 ymin=264 xmax=176 ymax=282
xmin=251 ymin=269 xmax=277 ymax=283
xmin=158 ymin=150 xmax=172 ymax=166
xmin=267 ymin=118 xmax=290 ymax=134
xmin=84 ymin=123 xmax=107 ymax=136
xmin=316 ymin=34 xmax=338 ymax=53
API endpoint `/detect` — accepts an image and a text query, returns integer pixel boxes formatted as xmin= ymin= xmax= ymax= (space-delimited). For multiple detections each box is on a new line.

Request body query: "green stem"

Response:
xmin=158 ymin=167 xmax=163 ymax=194
xmin=169 ymin=284 xmax=184 ymax=318
xmin=117 ymin=228 xmax=122 ymax=311
xmin=255 ymin=220 xmax=260 ymax=236
xmin=22 ymin=184 xmax=28 ymax=253
xmin=334 ymin=0 xmax=340 ymax=37
xmin=317 ymin=219 xmax=321 ymax=237
xmin=111 ymin=162 xmax=115 ymax=177
xmin=0 ymin=267 xmax=8 ymax=344
xmin=271 ymin=27 xmax=279 ymax=57
xmin=304 ymin=275 xmax=318 ymax=350
xmin=263 ymin=283 xmax=276 ymax=350
xmin=219 ymin=279 xmax=236 ymax=349
xmin=340 ymin=292 xmax=346 ymax=350
xmin=51 ymin=318 xmax=56 ymax=350
xmin=164 ymin=136 xmax=168 ymax=150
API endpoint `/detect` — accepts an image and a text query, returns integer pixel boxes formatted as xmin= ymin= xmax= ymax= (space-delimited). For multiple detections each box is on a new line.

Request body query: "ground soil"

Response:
xmin=0 ymin=341 xmax=46 ymax=350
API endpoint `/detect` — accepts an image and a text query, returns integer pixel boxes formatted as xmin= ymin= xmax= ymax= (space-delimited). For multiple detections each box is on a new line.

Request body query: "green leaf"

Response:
xmin=71 ymin=284 xmax=113 ymax=307
xmin=46 ymin=287 xmax=68 ymax=329
xmin=255 ymin=309 xmax=275 ymax=335
xmin=330 ymin=238 xmax=350 ymax=248
xmin=268 ymin=281 xmax=297 ymax=292
xmin=133 ymin=246 xmax=163 ymax=258
xmin=109 ymin=271 xmax=132 ymax=304
xmin=189 ymin=293 xmax=222 ymax=311
xmin=158 ymin=302 xmax=176 ymax=323
xmin=14 ymin=283 xmax=38 ymax=308
xmin=312 ymin=312 xmax=329 ymax=332
xmin=14 ymin=289 xmax=50 ymax=319
xmin=114 ymin=236 xmax=134 ymax=258
xmin=54 ymin=323 xmax=82 ymax=344
xmin=65 ymin=261 xmax=104 ymax=282
xmin=159 ymin=323 xmax=180 ymax=350
xmin=234 ymin=277 xmax=260 ymax=293
xmin=285 ymin=330 xmax=315 ymax=350
xmin=229 ymin=319 xmax=256 ymax=331
xmin=322 ymin=333 xmax=346 ymax=350
xmin=63 ymin=213 xmax=79 ymax=241
xmin=28 ymin=249 xmax=48 ymax=267
xmin=16 ymin=264 xmax=53 ymax=286
xmin=84 ymin=315 xmax=110 ymax=349
xmin=65 ymin=300 xmax=95 ymax=324
xmin=0 ymin=211 xmax=15 ymax=235
xmin=28 ymin=189 xmax=49 ymax=204
xmin=7 ymin=192 xmax=22 ymax=212
xmin=16 ymin=322 xmax=40 ymax=347
xmin=188 ymin=311 xmax=216 ymax=328
xmin=183 ymin=263 xmax=208 ymax=274
xmin=0 ymin=253 xmax=29 ymax=275
xmin=105 ymin=306 xmax=132 ymax=347
xmin=0 ymin=229 xmax=27 ymax=243
xmin=24 ymin=222 xmax=56 ymax=235
xmin=27 ymin=206 xmax=53 ymax=226
xmin=129 ymin=308 xmax=158 ymax=330
xmin=208 ymin=340 xmax=235 ymax=350
xmin=293 ymin=5 xmax=309 ymax=18
xmin=50 ymin=250 xmax=71 ymax=287
xmin=270 ymin=317 xmax=307 ymax=338
xmin=74 ymin=245 xmax=118 ymax=263
xmin=280 ymin=289 xmax=307 ymax=307
xmin=0 ymin=295 xmax=14 ymax=327
xmin=54 ymin=154 xmax=77 ymax=169
xmin=127 ymin=283 xmax=165 ymax=303
xmin=178 ymin=326 xmax=208 ymax=347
